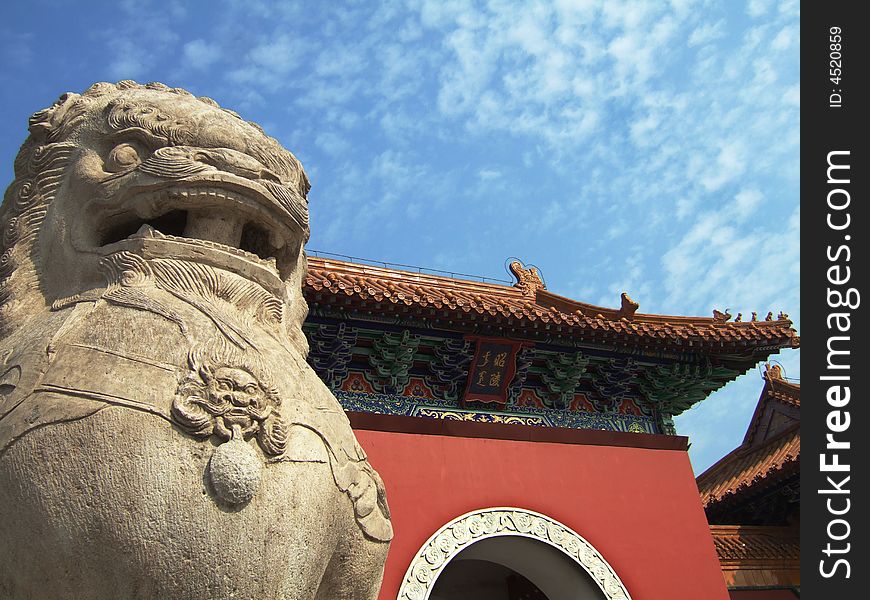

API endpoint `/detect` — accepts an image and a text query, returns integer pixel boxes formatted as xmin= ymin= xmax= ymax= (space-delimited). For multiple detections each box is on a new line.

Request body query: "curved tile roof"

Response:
xmin=697 ymin=424 xmax=799 ymax=509
xmin=768 ymin=379 xmax=801 ymax=408
xmin=709 ymin=525 xmax=800 ymax=562
xmin=305 ymin=256 xmax=800 ymax=355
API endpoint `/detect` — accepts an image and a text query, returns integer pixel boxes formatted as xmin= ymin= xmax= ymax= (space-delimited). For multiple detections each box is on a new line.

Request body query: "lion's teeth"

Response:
xmin=131 ymin=224 xmax=158 ymax=239
xmin=268 ymin=229 xmax=286 ymax=250
xmin=183 ymin=210 xmax=244 ymax=247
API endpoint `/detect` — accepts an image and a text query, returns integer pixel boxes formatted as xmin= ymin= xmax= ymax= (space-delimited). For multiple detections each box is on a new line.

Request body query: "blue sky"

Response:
xmin=1 ymin=0 xmax=799 ymax=474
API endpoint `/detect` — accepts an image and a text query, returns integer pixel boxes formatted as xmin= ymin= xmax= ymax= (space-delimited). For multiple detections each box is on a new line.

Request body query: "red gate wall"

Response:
xmin=354 ymin=420 xmax=729 ymax=600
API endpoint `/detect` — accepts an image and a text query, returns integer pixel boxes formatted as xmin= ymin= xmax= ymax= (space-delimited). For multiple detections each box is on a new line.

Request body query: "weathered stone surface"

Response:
xmin=208 ymin=436 xmax=263 ymax=505
xmin=0 ymin=81 xmax=391 ymax=599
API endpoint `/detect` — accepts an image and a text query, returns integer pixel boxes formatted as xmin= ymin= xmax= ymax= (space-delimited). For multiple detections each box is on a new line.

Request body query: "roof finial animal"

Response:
xmin=618 ymin=292 xmax=639 ymax=319
xmin=712 ymin=309 xmax=732 ymax=322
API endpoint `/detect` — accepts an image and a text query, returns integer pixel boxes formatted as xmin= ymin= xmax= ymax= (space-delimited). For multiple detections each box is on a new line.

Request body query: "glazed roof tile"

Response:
xmin=305 ymin=257 xmax=800 ymax=354
xmin=741 ymin=366 xmax=801 ymax=446
xmin=697 ymin=424 xmax=799 ymax=509
xmin=709 ymin=525 xmax=800 ymax=562
xmin=767 ymin=378 xmax=801 ymax=408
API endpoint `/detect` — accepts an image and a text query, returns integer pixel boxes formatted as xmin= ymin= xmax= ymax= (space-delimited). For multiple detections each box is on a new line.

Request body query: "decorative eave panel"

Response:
xmin=302 ymin=257 xmax=800 ymax=437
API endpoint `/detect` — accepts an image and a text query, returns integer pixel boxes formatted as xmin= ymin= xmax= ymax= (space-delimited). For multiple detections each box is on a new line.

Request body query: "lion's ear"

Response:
xmin=27 ymin=111 xmax=53 ymax=142
xmin=27 ymin=93 xmax=81 ymax=144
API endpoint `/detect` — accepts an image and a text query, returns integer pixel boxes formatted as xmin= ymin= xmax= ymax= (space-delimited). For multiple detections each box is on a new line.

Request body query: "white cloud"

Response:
xmin=183 ymin=39 xmax=222 ymax=70
xmin=733 ymin=187 xmax=763 ymax=219
xmin=537 ymin=200 xmax=567 ymax=231
xmin=314 ymin=43 xmax=369 ymax=78
xmin=771 ymin=25 xmax=797 ymax=51
xmin=248 ymin=35 xmax=305 ymax=74
xmin=747 ymin=0 xmax=773 ymax=18
xmin=601 ymin=0 xmax=658 ymax=31
xmin=102 ymin=0 xmax=181 ymax=81
xmin=379 ymin=111 xmax=424 ymax=142
xmin=688 ymin=20 xmax=725 ymax=46
xmin=782 ymin=84 xmax=800 ymax=107
xmin=606 ymin=220 xmax=629 ymax=239
xmin=108 ymin=48 xmax=149 ymax=80
xmin=314 ymin=131 xmax=350 ymax=157
xmin=1 ymin=28 xmax=34 ymax=66
xmin=700 ymin=141 xmax=747 ymax=191
xmin=225 ymin=33 xmax=309 ymax=92
xmin=662 ymin=205 xmax=799 ymax=317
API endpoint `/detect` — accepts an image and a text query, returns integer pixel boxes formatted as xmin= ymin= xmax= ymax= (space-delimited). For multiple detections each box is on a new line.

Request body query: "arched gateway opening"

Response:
xmin=397 ymin=508 xmax=632 ymax=600
xmin=431 ymin=535 xmax=606 ymax=599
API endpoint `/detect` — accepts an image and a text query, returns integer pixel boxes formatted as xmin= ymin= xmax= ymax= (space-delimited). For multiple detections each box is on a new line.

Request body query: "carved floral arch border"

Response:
xmin=397 ymin=507 xmax=632 ymax=600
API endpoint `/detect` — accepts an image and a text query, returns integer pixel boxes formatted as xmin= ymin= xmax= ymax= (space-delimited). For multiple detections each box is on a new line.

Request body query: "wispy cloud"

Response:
xmin=182 ymin=39 xmax=222 ymax=70
xmin=227 ymin=34 xmax=307 ymax=90
xmin=102 ymin=0 xmax=181 ymax=80
xmin=1 ymin=28 xmax=34 ymax=67
xmin=688 ymin=19 xmax=726 ymax=46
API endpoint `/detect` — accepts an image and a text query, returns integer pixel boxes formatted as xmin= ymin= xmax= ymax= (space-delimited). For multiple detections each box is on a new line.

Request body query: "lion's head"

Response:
xmin=0 ymin=81 xmax=311 ymax=343
xmin=172 ymin=339 xmax=287 ymax=458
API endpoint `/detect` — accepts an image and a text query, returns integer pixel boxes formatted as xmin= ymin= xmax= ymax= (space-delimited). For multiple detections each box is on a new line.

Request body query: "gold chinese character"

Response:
xmin=477 ymin=351 xmax=491 ymax=367
xmin=489 ymin=372 xmax=502 ymax=386
xmin=493 ymin=352 xmax=507 ymax=368
xmin=477 ymin=370 xmax=488 ymax=386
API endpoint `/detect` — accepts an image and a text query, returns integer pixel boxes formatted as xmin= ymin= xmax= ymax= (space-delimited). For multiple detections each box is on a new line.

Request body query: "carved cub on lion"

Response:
xmin=0 ymin=81 xmax=391 ymax=599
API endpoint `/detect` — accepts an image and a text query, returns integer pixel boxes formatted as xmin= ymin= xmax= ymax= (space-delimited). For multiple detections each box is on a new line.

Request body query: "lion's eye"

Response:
xmin=105 ymin=143 xmax=144 ymax=172
xmin=244 ymin=385 xmax=258 ymax=394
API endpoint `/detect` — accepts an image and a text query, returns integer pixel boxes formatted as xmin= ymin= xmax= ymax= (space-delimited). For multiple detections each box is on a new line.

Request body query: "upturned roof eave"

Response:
xmin=305 ymin=257 xmax=799 ymax=356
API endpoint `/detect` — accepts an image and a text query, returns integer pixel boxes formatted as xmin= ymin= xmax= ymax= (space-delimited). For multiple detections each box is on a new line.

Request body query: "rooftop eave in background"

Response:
xmin=304 ymin=256 xmax=800 ymax=358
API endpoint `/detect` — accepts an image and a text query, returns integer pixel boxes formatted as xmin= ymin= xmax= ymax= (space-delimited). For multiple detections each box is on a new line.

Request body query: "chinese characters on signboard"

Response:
xmin=463 ymin=337 xmax=523 ymax=405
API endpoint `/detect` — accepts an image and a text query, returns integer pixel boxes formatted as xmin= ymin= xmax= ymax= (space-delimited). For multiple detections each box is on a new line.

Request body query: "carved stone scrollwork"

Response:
xmin=171 ymin=343 xmax=287 ymax=504
xmin=397 ymin=507 xmax=632 ymax=600
xmin=172 ymin=355 xmax=287 ymax=456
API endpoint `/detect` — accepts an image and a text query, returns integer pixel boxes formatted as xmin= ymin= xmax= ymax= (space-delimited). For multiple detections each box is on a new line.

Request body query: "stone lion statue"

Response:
xmin=0 ymin=81 xmax=391 ymax=599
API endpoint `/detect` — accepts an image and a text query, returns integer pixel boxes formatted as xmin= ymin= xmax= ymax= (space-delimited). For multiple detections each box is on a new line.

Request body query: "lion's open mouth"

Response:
xmin=94 ymin=182 xmax=300 ymax=286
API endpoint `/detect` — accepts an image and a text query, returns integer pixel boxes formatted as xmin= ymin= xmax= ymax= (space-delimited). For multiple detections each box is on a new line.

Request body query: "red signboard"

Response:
xmin=462 ymin=337 xmax=524 ymax=406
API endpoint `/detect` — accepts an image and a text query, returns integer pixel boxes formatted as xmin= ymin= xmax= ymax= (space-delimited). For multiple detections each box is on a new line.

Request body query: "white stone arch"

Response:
xmin=397 ymin=507 xmax=632 ymax=600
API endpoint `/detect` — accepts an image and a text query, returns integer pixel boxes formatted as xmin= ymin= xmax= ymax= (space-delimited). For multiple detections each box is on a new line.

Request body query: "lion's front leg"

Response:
xmin=315 ymin=521 xmax=390 ymax=600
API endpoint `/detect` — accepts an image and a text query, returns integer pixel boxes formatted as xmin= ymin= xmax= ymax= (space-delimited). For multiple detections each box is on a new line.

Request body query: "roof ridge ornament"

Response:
xmin=618 ymin=292 xmax=639 ymax=320
xmin=509 ymin=260 xmax=546 ymax=298
xmin=712 ymin=309 xmax=732 ymax=322
xmin=764 ymin=363 xmax=784 ymax=381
